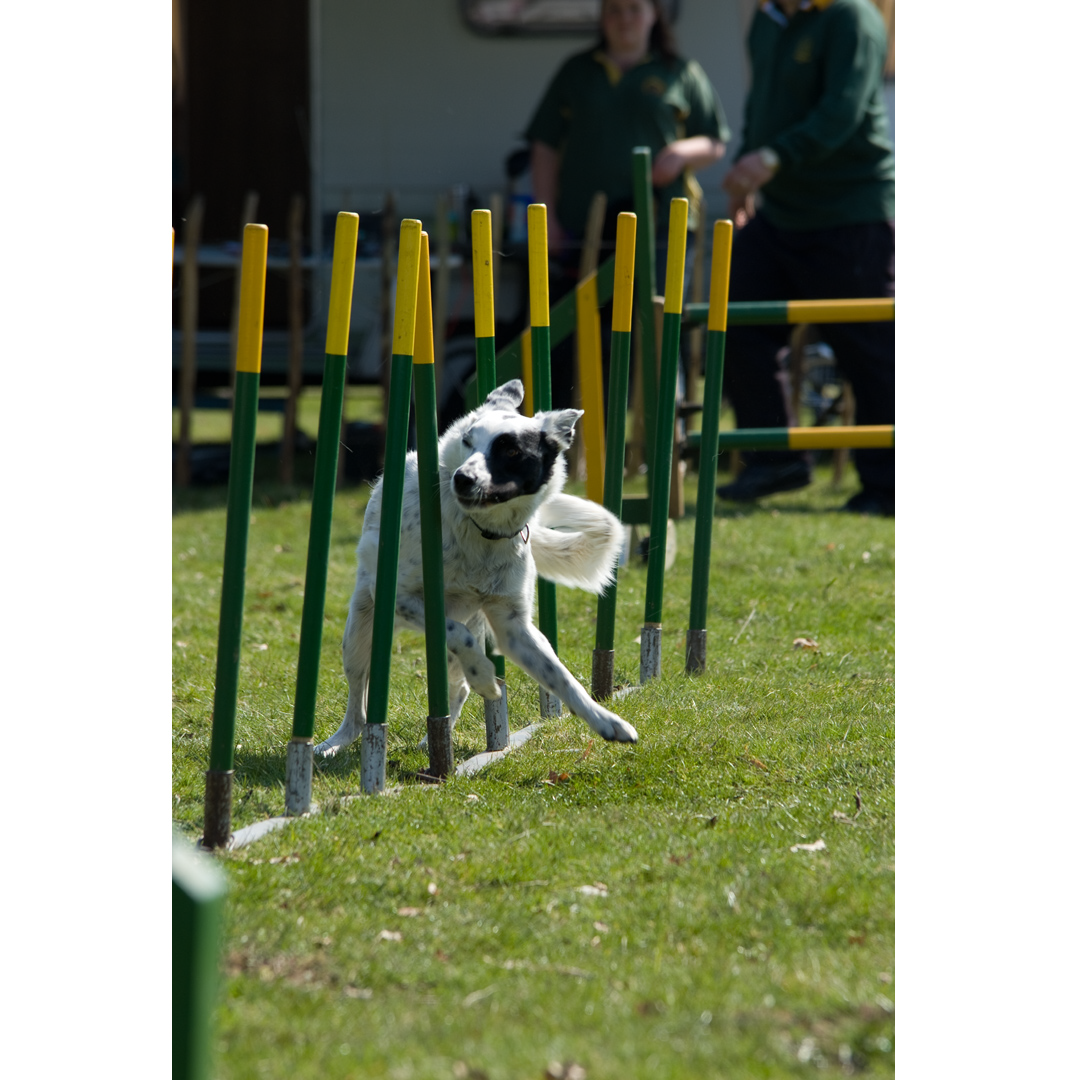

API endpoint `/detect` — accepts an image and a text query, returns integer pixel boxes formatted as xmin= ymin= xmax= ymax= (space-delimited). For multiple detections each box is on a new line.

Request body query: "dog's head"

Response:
xmin=441 ymin=380 xmax=582 ymax=535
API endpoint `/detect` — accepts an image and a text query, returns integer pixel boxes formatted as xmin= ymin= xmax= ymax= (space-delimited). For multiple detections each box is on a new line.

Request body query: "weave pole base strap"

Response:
xmin=361 ymin=723 xmax=387 ymax=794
xmin=539 ymin=688 xmax=562 ymax=718
xmin=592 ymin=648 xmax=615 ymax=702
xmin=484 ymin=680 xmax=509 ymax=751
xmin=685 ymin=629 xmax=707 ymax=676
xmin=640 ymin=625 xmax=662 ymax=684
xmin=426 ymin=715 xmax=454 ymax=779
xmin=284 ymin=738 xmax=314 ymax=816
xmin=201 ymin=769 xmax=235 ymax=850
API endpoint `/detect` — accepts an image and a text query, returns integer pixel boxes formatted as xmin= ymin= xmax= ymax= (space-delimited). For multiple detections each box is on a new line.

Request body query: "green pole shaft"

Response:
xmin=366 ymin=353 xmax=415 ymax=727
xmin=414 ymin=361 xmax=449 ymax=717
xmin=688 ymin=328 xmax=727 ymax=633
xmin=531 ymin=322 xmax=558 ymax=651
xmin=209 ymin=368 xmax=261 ymax=772
xmin=594 ymin=327 xmax=632 ymax=651
xmin=643 ymin=311 xmax=683 ymax=626
xmin=631 ymin=148 xmax=658 ymax=488
xmin=474 ymin=334 xmax=506 ymax=681
xmin=290 ymin=353 xmax=347 ymax=740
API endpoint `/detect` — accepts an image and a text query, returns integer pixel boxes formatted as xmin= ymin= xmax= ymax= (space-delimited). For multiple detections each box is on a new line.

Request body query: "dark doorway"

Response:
xmin=173 ymin=0 xmax=311 ymax=330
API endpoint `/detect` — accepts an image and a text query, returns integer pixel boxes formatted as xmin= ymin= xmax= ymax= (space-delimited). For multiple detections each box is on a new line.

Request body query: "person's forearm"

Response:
xmin=670 ymin=135 xmax=725 ymax=171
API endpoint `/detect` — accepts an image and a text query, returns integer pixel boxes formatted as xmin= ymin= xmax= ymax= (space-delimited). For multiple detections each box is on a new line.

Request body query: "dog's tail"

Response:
xmin=530 ymin=493 xmax=623 ymax=594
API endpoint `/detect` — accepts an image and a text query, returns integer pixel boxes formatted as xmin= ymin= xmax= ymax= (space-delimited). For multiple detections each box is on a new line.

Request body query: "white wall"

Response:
xmin=315 ymin=0 xmax=750 ymax=229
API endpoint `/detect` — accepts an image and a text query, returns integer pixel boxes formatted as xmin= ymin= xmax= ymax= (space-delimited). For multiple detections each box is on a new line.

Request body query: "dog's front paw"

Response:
xmin=586 ymin=706 xmax=638 ymax=744
xmin=314 ymin=726 xmax=359 ymax=757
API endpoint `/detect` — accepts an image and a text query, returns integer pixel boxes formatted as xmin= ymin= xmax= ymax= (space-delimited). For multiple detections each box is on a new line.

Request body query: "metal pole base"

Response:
xmin=361 ymin=723 xmax=387 ymax=794
xmin=592 ymin=648 xmax=615 ymax=701
xmin=640 ymin=624 xmax=662 ymax=683
xmin=539 ymin=688 xmax=562 ymax=718
xmin=685 ymin=628 xmax=707 ymax=676
xmin=285 ymin=737 xmax=314 ymax=816
xmin=426 ymin=715 xmax=454 ymax=779
xmin=202 ymin=769 xmax=234 ymax=850
xmin=484 ymin=679 xmax=509 ymax=751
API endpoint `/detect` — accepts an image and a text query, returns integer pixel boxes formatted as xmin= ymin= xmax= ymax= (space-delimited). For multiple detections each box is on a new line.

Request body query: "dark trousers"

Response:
xmin=724 ymin=215 xmax=895 ymax=493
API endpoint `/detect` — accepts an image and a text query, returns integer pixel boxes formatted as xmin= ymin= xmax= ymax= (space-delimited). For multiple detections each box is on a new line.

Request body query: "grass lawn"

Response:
xmin=173 ymin=457 xmax=894 ymax=1079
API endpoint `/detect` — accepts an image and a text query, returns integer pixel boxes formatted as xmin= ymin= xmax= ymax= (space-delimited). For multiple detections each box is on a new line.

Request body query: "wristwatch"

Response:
xmin=759 ymin=146 xmax=781 ymax=172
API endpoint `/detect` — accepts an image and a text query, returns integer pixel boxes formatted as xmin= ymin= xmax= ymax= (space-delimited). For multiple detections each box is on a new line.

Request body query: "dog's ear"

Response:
xmin=540 ymin=408 xmax=583 ymax=451
xmin=485 ymin=380 xmax=525 ymax=411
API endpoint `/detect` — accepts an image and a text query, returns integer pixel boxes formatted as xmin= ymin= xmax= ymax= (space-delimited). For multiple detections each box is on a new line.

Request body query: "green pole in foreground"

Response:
xmin=686 ymin=220 xmax=733 ymax=676
xmin=203 ymin=223 xmax=268 ymax=850
xmin=415 ymin=231 xmax=453 ymax=777
xmin=362 ymin=219 xmax=423 ymax=795
xmin=173 ymin=836 xmax=226 ymax=1080
xmin=592 ymin=212 xmax=637 ymax=700
xmin=472 ymin=208 xmax=510 ymax=749
xmin=527 ymin=203 xmax=562 ymax=718
xmin=640 ymin=198 xmax=689 ymax=685
xmin=285 ymin=212 xmax=359 ymax=815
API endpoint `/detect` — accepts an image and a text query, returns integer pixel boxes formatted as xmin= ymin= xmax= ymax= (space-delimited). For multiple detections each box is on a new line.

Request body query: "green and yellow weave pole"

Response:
xmin=640 ymin=198 xmax=689 ymax=685
xmin=362 ymin=218 xmax=423 ymax=795
xmin=683 ymin=296 xmax=894 ymax=327
xmin=631 ymin=147 xmax=659 ymax=487
xmin=591 ymin=212 xmax=637 ymax=700
xmin=576 ymin=269 xmax=606 ymax=505
xmin=416 ymin=231 xmax=454 ymax=778
xmin=472 ymin=209 xmax=511 ymax=750
xmin=527 ymin=203 xmax=562 ymax=718
xmin=686 ymin=219 xmax=733 ymax=677
xmin=203 ymin=223 xmax=268 ymax=849
xmin=285 ymin=212 xmax=359 ymax=816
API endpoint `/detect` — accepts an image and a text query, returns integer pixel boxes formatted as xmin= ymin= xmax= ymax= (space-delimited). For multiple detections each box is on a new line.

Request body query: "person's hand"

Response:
xmin=651 ymin=144 xmax=687 ymax=187
xmin=722 ymin=150 xmax=779 ymax=228
xmin=727 ymin=190 xmax=755 ymax=229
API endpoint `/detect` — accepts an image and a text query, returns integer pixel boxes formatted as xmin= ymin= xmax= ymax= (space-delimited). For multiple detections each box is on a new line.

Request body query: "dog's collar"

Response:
xmin=471 ymin=520 xmax=530 ymax=543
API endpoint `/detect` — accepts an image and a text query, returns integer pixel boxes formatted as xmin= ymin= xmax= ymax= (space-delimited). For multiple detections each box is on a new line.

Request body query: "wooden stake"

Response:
xmin=177 ymin=193 xmax=204 ymax=487
xmin=281 ymin=193 xmax=305 ymax=485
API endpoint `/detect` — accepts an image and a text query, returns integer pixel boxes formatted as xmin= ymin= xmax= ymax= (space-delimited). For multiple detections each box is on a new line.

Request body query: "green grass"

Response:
xmin=173 ymin=461 xmax=894 ymax=1079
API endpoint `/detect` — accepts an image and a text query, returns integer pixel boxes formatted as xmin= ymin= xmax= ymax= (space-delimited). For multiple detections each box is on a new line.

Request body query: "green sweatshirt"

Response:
xmin=740 ymin=0 xmax=894 ymax=230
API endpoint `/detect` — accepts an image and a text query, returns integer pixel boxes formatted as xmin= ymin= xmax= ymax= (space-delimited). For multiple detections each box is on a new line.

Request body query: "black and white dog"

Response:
xmin=315 ymin=379 xmax=638 ymax=755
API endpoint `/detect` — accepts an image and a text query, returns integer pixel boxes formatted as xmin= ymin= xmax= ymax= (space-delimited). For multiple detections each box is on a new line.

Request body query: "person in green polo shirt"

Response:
xmin=526 ymin=0 xmax=730 ymax=256
xmin=716 ymin=0 xmax=895 ymax=515
xmin=524 ymin=0 xmax=731 ymax=409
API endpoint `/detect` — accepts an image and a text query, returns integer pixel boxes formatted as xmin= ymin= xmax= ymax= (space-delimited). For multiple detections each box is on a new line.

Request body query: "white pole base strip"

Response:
xmin=539 ymin=689 xmax=562 ymax=718
xmin=484 ymin=680 xmax=509 ymax=751
xmin=456 ymin=723 xmax=543 ymax=777
xmin=361 ymin=723 xmax=388 ymax=794
xmin=640 ymin=625 xmax=662 ymax=683
xmin=425 ymin=715 xmax=454 ymax=779
xmin=284 ymin=737 xmax=314 ymax=816
xmin=685 ymin=629 xmax=707 ymax=676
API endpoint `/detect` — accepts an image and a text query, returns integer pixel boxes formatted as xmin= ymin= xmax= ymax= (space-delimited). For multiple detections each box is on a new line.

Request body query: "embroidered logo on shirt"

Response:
xmin=794 ymin=37 xmax=814 ymax=63
xmin=641 ymin=76 xmax=668 ymax=97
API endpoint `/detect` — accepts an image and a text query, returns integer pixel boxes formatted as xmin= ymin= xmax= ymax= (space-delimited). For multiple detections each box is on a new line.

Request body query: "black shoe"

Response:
xmin=838 ymin=489 xmax=894 ymax=516
xmin=716 ymin=461 xmax=811 ymax=502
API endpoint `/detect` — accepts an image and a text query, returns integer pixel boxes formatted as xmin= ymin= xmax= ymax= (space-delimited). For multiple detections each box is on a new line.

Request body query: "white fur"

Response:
xmin=315 ymin=379 xmax=638 ymax=756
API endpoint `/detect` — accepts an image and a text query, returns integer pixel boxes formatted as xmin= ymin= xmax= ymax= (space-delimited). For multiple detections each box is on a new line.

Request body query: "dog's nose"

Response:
xmin=452 ymin=469 xmax=475 ymax=496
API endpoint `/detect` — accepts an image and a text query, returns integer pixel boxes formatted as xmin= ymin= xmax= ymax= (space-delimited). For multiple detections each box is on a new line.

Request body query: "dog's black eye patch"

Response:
xmin=484 ymin=429 xmax=551 ymax=497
